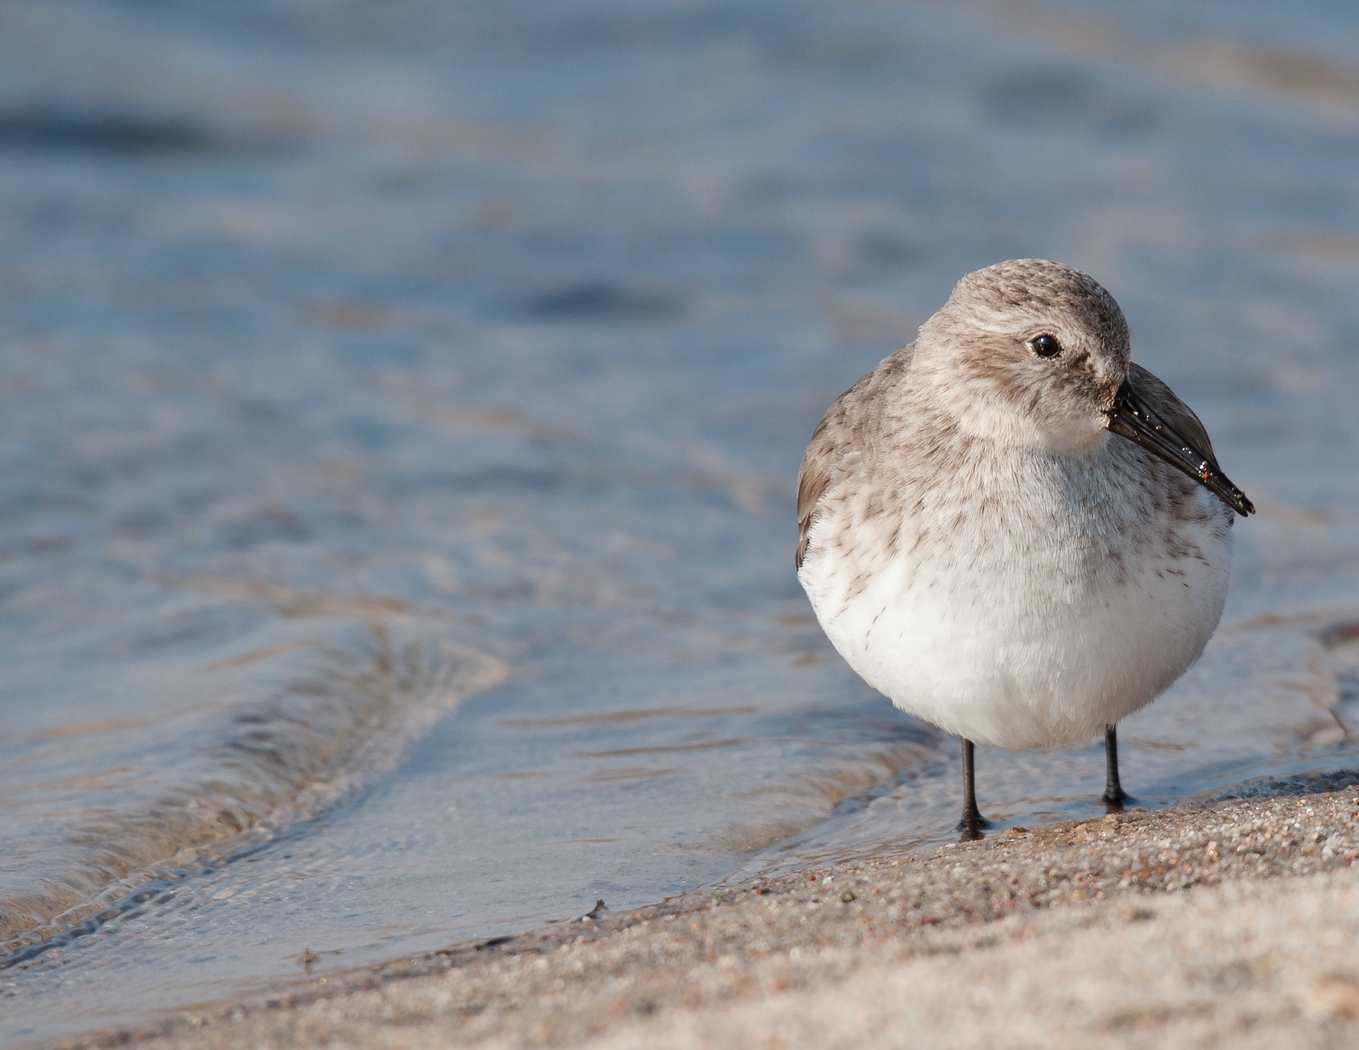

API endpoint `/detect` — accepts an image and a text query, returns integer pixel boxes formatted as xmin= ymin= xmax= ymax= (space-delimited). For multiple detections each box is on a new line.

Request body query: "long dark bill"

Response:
xmin=1106 ymin=379 xmax=1255 ymax=517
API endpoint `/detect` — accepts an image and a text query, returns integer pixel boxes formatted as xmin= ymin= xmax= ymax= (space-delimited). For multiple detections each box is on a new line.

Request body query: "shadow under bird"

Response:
xmin=795 ymin=259 xmax=1254 ymax=839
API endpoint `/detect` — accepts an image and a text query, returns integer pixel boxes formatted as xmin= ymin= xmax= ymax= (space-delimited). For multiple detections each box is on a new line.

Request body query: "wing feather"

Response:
xmin=796 ymin=347 xmax=910 ymax=569
xmin=796 ymin=404 xmax=854 ymax=569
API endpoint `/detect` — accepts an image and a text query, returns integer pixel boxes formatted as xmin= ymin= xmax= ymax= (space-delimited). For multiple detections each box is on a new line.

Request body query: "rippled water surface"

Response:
xmin=4 ymin=0 xmax=1359 ymax=1042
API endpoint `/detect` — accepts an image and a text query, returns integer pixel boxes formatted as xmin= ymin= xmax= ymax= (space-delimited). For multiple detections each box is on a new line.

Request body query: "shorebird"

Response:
xmin=796 ymin=260 xmax=1253 ymax=839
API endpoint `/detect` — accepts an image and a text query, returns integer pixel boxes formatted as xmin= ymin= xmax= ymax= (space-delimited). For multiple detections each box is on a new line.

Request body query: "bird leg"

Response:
xmin=957 ymin=738 xmax=989 ymax=841
xmin=1102 ymin=723 xmax=1127 ymax=810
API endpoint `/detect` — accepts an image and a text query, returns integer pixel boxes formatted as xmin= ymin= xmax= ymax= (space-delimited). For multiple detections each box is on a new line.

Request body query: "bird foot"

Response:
xmin=956 ymin=813 xmax=991 ymax=842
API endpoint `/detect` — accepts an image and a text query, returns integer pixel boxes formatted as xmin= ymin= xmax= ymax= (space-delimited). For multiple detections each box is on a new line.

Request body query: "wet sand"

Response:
xmin=47 ymin=774 xmax=1359 ymax=1050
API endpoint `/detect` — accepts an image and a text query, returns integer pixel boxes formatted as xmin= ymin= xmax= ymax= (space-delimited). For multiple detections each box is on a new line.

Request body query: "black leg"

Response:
xmin=1102 ymin=723 xmax=1127 ymax=810
xmin=957 ymin=738 xmax=990 ymax=841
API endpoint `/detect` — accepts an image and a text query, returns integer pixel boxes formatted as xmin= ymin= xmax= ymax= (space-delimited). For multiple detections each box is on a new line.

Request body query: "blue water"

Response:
xmin=3 ymin=0 xmax=1359 ymax=1042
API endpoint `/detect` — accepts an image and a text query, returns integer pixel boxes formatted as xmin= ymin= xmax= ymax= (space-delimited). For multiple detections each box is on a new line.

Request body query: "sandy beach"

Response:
xmin=44 ymin=773 xmax=1359 ymax=1050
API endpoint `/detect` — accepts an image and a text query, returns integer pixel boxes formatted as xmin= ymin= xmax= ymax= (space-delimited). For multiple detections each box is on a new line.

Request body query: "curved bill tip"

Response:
xmin=1106 ymin=380 xmax=1254 ymax=518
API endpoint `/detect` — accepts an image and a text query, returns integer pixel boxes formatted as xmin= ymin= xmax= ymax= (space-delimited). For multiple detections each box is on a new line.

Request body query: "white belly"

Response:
xmin=798 ymin=454 xmax=1233 ymax=749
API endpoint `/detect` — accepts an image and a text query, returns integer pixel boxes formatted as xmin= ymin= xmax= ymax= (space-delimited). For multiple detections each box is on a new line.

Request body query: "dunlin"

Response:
xmin=796 ymin=260 xmax=1253 ymax=838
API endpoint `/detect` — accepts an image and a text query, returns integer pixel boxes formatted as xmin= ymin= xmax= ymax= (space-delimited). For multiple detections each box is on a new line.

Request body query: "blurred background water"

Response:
xmin=3 ymin=0 xmax=1359 ymax=1042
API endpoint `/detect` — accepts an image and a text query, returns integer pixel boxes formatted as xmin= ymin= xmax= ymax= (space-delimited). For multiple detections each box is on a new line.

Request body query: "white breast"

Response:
xmin=798 ymin=441 xmax=1233 ymax=749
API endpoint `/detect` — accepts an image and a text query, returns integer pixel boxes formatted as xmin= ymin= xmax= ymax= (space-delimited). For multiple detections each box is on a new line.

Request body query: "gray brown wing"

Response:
xmin=796 ymin=347 xmax=910 ymax=569
xmin=1128 ymin=362 xmax=1216 ymax=463
xmin=796 ymin=401 xmax=856 ymax=570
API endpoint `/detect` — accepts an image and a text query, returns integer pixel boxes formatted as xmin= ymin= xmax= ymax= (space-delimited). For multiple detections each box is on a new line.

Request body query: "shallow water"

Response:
xmin=3 ymin=0 xmax=1359 ymax=1042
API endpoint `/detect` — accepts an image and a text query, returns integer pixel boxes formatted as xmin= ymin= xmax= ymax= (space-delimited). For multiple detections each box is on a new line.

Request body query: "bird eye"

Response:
xmin=1030 ymin=334 xmax=1062 ymax=359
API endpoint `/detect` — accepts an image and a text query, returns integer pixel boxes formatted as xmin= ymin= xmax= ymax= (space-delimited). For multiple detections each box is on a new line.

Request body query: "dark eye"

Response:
xmin=1030 ymin=334 xmax=1062 ymax=359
